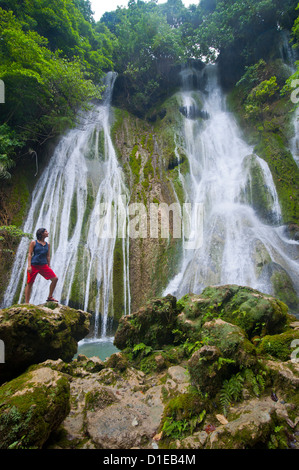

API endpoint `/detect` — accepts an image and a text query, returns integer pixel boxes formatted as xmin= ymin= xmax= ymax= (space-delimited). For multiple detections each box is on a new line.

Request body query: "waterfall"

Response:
xmin=279 ymin=30 xmax=299 ymax=167
xmin=164 ymin=65 xmax=299 ymax=304
xmin=2 ymin=72 xmax=130 ymax=338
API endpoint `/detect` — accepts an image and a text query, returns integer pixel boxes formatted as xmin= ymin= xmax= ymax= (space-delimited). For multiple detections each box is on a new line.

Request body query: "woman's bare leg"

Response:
xmin=25 ymin=283 xmax=33 ymax=303
xmin=48 ymin=276 xmax=58 ymax=299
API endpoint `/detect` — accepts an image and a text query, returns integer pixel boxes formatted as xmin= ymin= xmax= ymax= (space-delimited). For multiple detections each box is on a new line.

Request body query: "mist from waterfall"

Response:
xmin=164 ymin=65 xmax=299 ymax=303
xmin=2 ymin=72 xmax=130 ymax=338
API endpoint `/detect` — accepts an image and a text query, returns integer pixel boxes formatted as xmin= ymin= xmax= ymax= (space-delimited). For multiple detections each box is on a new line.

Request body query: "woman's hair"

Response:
xmin=36 ymin=228 xmax=46 ymax=241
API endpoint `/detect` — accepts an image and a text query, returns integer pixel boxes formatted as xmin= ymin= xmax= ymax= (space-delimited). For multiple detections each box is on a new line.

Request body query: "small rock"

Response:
xmin=216 ymin=414 xmax=228 ymax=425
xmin=132 ymin=417 xmax=139 ymax=427
xmin=153 ymin=431 xmax=163 ymax=441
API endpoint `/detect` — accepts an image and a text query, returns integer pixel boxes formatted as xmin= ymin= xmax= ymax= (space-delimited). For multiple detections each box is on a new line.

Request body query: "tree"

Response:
xmin=0 ymin=0 xmax=114 ymax=81
xmin=101 ymin=0 xmax=184 ymax=115
xmin=0 ymin=7 xmax=102 ymax=174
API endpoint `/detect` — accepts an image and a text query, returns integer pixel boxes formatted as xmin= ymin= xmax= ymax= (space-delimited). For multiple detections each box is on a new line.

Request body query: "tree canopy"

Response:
xmin=0 ymin=0 xmax=299 ymax=177
xmin=0 ymin=0 xmax=114 ymax=177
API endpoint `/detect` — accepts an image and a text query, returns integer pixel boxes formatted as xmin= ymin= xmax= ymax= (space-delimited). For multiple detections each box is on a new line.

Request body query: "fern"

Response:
xmin=255 ymin=372 xmax=266 ymax=393
xmin=162 ymin=417 xmax=189 ymax=438
xmin=243 ymin=368 xmax=266 ymax=396
xmin=183 ymin=339 xmax=202 ymax=356
xmin=220 ymin=381 xmax=231 ymax=415
xmin=132 ymin=342 xmax=152 ymax=357
xmin=216 ymin=356 xmax=235 ymax=370
xmin=220 ymin=373 xmax=244 ymax=415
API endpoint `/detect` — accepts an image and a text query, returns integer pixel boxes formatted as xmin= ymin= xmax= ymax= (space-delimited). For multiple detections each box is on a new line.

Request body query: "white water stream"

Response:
xmin=2 ymin=72 xmax=130 ymax=338
xmin=164 ymin=65 xmax=299 ymax=303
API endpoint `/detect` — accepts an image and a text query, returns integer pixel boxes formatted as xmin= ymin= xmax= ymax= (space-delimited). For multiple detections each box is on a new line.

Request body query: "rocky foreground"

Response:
xmin=0 ymin=285 xmax=298 ymax=449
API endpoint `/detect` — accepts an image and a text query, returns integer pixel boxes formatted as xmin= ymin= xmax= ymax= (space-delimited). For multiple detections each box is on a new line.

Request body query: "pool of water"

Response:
xmin=74 ymin=336 xmax=119 ymax=361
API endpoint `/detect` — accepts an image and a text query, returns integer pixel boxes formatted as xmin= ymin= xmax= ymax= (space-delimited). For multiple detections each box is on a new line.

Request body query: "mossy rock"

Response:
xmin=269 ymin=265 xmax=299 ymax=312
xmin=84 ymin=387 xmax=118 ymax=412
xmin=114 ymin=294 xmax=179 ymax=350
xmin=257 ymin=330 xmax=299 ymax=361
xmin=188 ymin=345 xmax=226 ymax=397
xmin=0 ymin=304 xmax=91 ymax=383
xmin=178 ymin=284 xmax=289 ymax=339
xmin=0 ymin=366 xmax=70 ymax=449
xmin=242 ymin=154 xmax=279 ymax=222
xmin=201 ymin=318 xmax=257 ymax=368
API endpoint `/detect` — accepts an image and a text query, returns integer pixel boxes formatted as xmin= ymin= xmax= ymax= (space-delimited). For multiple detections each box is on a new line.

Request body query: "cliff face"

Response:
xmin=111 ymin=93 xmax=191 ymax=312
xmin=1 ymin=57 xmax=299 ymax=323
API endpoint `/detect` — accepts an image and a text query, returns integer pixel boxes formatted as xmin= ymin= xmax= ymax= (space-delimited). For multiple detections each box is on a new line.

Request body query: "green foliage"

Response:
xmin=220 ymin=367 xmax=267 ymax=415
xmin=236 ymin=59 xmax=267 ymax=92
xmin=268 ymin=425 xmax=289 ymax=449
xmin=161 ymin=390 xmax=207 ymax=439
xmin=162 ymin=409 xmax=206 ymax=439
xmin=244 ymin=76 xmax=279 ymax=118
xmin=242 ymin=368 xmax=266 ymax=397
xmin=162 ymin=416 xmax=189 ymax=438
xmin=0 ymin=2 xmax=115 ymax=176
xmin=0 ymin=0 xmax=114 ymax=78
xmin=253 ymin=76 xmax=279 ymax=102
xmin=0 ymin=225 xmax=32 ymax=254
xmin=189 ymin=0 xmax=298 ymax=64
xmin=132 ymin=342 xmax=153 ymax=357
xmin=281 ymin=4 xmax=299 ymax=107
xmin=220 ymin=372 xmax=244 ymax=415
xmin=101 ymin=0 xmax=185 ymax=115
xmin=0 ymin=124 xmax=23 ymax=178
xmin=182 ymin=339 xmax=203 ymax=356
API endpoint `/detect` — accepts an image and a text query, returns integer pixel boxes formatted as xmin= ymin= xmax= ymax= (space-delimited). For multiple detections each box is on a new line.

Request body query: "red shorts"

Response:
xmin=27 ymin=265 xmax=57 ymax=284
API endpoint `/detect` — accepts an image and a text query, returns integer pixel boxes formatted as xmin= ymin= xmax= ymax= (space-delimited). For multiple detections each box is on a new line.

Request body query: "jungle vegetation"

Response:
xmin=0 ymin=0 xmax=298 ymax=178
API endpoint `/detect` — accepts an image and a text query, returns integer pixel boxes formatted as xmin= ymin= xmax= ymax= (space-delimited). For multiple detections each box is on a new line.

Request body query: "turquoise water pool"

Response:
xmin=74 ymin=337 xmax=119 ymax=361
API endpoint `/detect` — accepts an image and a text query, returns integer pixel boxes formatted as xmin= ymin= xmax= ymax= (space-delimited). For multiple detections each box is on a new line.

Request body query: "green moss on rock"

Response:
xmin=114 ymin=294 xmax=179 ymax=350
xmin=257 ymin=330 xmax=299 ymax=361
xmin=179 ymin=284 xmax=289 ymax=339
xmin=0 ymin=304 xmax=91 ymax=383
xmin=0 ymin=366 xmax=70 ymax=449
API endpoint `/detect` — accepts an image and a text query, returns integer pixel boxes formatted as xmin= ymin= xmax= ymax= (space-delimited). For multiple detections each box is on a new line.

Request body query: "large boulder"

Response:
xmin=200 ymin=318 xmax=257 ymax=367
xmin=187 ymin=319 xmax=257 ymax=396
xmin=114 ymin=294 xmax=179 ymax=350
xmin=0 ymin=303 xmax=91 ymax=383
xmin=178 ymin=284 xmax=291 ymax=340
xmin=0 ymin=365 xmax=70 ymax=449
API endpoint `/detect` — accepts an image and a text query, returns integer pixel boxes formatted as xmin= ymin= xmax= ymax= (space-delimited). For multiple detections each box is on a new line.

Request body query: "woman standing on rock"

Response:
xmin=25 ymin=228 xmax=58 ymax=304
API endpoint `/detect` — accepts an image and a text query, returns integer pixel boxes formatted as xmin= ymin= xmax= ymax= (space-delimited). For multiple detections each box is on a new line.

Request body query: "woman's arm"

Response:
xmin=47 ymin=242 xmax=51 ymax=267
xmin=27 ymin=241 xmax=35 ymax=272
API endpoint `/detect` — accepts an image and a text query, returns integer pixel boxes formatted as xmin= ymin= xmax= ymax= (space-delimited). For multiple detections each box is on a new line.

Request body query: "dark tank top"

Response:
xmin=31 ymin=240 xmax=48 ymax=265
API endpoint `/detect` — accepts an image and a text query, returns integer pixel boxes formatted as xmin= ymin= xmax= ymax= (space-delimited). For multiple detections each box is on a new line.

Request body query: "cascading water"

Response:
xmin=279 ymin=30 xmax=299 ymax=167
xmin=164 ymin=65 xmax=299 ymax=307
xmin=2 ymin=72 xmax=130 ymax=339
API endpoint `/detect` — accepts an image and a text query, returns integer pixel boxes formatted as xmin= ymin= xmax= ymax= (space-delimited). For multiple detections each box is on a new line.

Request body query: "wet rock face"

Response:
xmin=0 ymin=303 xmax=91 ymax=383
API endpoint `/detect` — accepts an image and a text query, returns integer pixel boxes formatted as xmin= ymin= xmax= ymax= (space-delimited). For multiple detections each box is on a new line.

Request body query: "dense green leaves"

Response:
xmin=0 ymin=8 xmax=101 ymax=139
xmin=0 ymin=124 xmax=23 ymax=179
xmin=0 ymin=2 xmax=115 ymax=176
xmin=0 ymin=0 xmax=298 ymax=175
xmin=282 ymin=3 xmax=299 ymax=104
xmin=101 ymin=1 xmax=185 ymax=115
